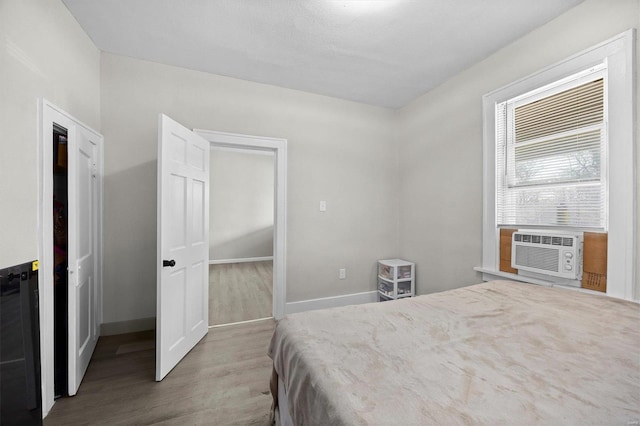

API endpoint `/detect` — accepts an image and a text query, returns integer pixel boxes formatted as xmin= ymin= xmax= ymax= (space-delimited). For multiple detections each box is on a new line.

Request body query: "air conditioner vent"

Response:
xmin=562 ymin=238 xmax=573 ymax=247
xmin=515 ymin=246 xmax=559 ymax=272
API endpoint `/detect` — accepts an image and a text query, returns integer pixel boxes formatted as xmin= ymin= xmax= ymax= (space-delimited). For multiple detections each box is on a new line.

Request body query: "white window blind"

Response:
xmin=496 ymin=66 xmax=607 ymax=230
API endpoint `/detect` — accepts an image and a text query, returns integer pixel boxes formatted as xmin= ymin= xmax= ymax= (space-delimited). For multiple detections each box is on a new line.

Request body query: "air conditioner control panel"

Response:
xmin=563 ymin=251 xmax=574 ymax=270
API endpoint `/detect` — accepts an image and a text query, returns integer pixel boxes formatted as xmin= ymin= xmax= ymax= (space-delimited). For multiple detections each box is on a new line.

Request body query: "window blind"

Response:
xmin=496 ymin=71 xmax=606 ymax=230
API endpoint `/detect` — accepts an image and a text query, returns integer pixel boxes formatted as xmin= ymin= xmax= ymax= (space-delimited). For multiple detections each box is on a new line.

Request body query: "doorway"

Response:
xmin=52 ymin=124 xmax=69 ymax=398
xmin=38 ymin=100 xmax=103 ymax=415
xmin=194 ymin=129 xmax=287 ymax=322
xmin=208 ymin=147 xmax=275 ymax=326
xmin=155 ymin=117 xmax=286 ymax=382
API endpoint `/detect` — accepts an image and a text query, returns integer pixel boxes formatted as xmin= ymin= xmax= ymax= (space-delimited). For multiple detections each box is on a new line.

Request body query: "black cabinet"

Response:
xmin=0 ymin=261 xmax=42 ymax=425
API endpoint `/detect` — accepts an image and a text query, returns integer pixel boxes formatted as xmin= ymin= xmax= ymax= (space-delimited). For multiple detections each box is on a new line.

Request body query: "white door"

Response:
xmin=156 ymin=114 xmax=210 ymax=381
xmin=67 ymin=125 xmax=102 ymax=395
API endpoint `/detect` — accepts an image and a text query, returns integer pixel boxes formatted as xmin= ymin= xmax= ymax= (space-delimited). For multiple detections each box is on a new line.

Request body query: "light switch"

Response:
xmin=319 ymin=201 xmax=327 ymax=212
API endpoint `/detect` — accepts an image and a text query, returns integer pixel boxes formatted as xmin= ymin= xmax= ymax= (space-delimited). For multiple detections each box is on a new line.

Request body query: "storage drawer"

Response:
xmin=377 ymin=279 xmax=393 ymax=297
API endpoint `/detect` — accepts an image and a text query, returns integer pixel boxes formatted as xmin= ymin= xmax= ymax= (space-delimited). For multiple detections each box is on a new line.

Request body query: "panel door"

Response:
xmin=68 ymin=126 xmax=101 ymax=395
xmin=156 ymin=114 xmax=210 ymax=381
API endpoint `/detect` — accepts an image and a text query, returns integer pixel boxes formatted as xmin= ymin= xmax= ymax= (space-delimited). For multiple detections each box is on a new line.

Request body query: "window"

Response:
xmin=479 ymin=30 xmax=635 ymax=301
xmin=496 ymin=66 xmax=607 ymax=230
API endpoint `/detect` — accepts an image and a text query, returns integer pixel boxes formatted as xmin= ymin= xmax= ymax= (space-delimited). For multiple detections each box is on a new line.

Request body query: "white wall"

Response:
xmin=210 ymin=148 xmax=274 ymax=261
xmin=100 ymin=53 xmax=398 ymax=325
xmin=397 ymin=0 xmax=639 ymax=295
xmin=0 ymin=0 xmax=101 ymax=269
xmin=3 ymin=0 xmax=635 ymax=329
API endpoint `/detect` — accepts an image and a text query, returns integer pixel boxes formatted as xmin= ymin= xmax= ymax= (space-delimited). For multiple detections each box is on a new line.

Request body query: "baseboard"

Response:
xmin=100 ymin=317 xmax=156 ymax=336
xmin=285 ymin=291 xmax=378 ymax=315
xmin=209 ymin=256 xmax=273 ymax=265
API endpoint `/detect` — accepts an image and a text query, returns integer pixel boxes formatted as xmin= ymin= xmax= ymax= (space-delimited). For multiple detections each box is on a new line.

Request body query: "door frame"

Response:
xmin=195 ymin=129 xmax=287 ymax=320
xmin=37 ymin=99 xmax=104 ymax=416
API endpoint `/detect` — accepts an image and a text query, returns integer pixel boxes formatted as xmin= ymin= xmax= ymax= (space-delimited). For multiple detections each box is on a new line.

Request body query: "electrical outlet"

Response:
xmin=319 ymin=201 xmax=327 ymax=212
xmin=339 ymin=268 xmax=346 ymax=279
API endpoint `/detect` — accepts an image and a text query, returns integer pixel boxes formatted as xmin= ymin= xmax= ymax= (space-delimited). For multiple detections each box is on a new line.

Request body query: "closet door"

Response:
xmin=67 ymin=125 xmax=102 ymax=396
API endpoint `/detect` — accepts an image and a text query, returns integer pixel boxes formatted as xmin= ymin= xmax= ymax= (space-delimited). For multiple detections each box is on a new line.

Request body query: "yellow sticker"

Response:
xmin=32 ymin=260 xmax=39 ymax=271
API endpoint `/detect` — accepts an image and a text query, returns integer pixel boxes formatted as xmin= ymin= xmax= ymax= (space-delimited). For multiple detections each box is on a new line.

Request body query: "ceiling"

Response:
xmin=62 ymin=0 xmax=584 ymax=109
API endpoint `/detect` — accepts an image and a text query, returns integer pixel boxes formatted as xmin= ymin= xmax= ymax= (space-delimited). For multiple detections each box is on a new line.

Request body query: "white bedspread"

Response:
xmin=268 ymin=280 xmax=640 ymax=425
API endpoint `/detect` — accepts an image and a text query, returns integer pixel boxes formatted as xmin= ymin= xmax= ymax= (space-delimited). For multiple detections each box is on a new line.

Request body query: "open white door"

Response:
xmin=156 ymin=114 xmax=210 ymax=381
xmin=67 ymin=125 xmax=102 ymax=395
xmin=40 ymin=100 xmax=104 ymax=410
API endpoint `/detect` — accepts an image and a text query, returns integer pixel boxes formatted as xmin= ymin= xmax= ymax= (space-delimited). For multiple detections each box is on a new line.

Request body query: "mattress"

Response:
xmin=268 ymin=280 xmax=640 ymax=425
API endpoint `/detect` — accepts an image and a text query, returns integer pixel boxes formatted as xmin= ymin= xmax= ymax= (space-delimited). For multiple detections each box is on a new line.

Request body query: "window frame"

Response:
xmin=480 ymin=29 xmax=636 ymax=301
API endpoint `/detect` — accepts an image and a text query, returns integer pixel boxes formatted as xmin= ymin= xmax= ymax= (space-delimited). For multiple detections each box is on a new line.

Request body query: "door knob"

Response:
xmin=163 ymin=260 xmax=176 ymax=267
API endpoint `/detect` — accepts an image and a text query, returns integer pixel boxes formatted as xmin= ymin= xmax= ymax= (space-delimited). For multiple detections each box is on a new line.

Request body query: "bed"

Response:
xmin=268 ymin=280 xmax=640 ymax=425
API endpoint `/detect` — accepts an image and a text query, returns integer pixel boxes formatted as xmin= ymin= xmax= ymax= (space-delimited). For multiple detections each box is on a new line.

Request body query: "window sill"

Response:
xmin=473 ymin=267 xmax=607 ymax=297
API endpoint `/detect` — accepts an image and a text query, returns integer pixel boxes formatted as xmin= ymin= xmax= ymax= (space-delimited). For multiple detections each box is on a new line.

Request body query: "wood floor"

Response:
xmin=44 ymin=319 xmax=276 ymax=426
xmin=209 ymin=261 xmax=273 ymax=326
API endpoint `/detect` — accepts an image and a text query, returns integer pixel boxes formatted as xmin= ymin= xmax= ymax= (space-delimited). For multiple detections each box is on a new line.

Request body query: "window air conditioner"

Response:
xmin=511 ymin=230 xmax=583 ymax=281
